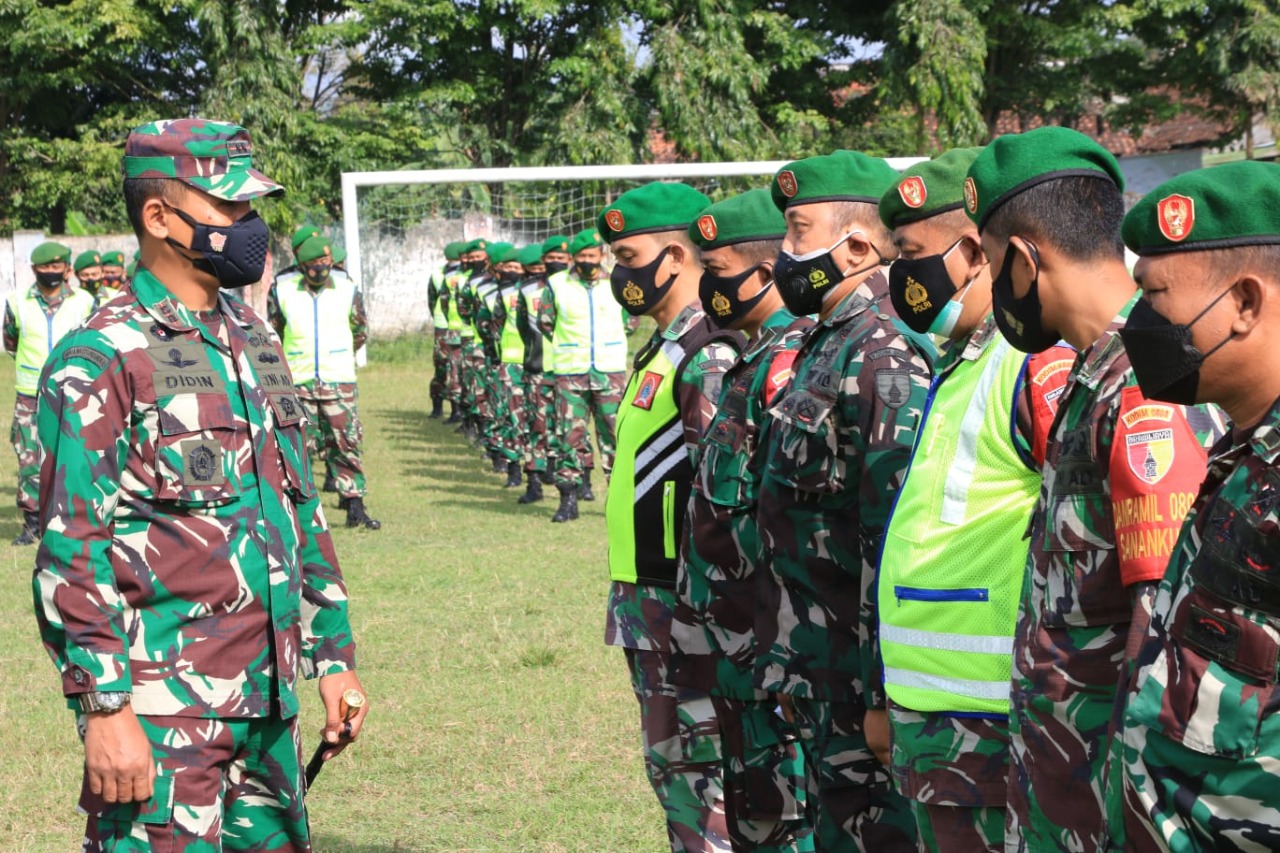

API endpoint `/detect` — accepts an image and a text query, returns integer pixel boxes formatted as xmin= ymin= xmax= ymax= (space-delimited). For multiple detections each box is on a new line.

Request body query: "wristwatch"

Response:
xmin=77 ymin=691 xmax=131 ymax=714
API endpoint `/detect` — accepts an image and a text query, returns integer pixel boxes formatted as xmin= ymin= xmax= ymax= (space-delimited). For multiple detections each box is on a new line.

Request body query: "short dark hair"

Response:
xmin=123 ymin=178 xmax=183 ymax=239
xmin=733 ymin=239 xmax=784 ymax=267
xmin=983 ymin=175 xmax=1125 ymax=262
xmin=830 ymin=201 xmax=895 ymax=259
xmin=1209 ymin=244 xmax=1280 ymax=286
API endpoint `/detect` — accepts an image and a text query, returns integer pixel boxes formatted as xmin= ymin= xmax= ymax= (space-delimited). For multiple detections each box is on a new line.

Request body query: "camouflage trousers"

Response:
xmin=790 ymin=698 xmax=917 ymax=853
xmin=497 ymin=363 xmax=527 ymax=464
xmin=430 ymin=328 xmax=448 ymax=402
xmin=625 ymin=648 xmax=733 ymax=852
xmin=554 ymin=374 xmax=625 ymax=487
xmin=887 ymin=703 xmax=1007 ymax=853
xmin=522 ymin=373 xmax=558 ymax=473
xmin=445 ymin=340 xmax=466 ymax=405
xmin=296 ymin=381 xmax=366 ymax=498
xmin=713 ymin=695 xmax=815 ymax=853
xmin=10 ymin=393 xmax=39 ymax=513
xmin=79 ymin=714 xmax=309 ymax=852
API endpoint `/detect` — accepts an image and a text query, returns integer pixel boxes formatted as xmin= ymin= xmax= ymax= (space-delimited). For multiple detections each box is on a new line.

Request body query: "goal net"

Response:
xmin=338 ymin=161 xmax=924 ymax=338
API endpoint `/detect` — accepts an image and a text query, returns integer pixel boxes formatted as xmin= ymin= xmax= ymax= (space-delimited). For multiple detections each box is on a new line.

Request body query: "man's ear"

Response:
xmin=141 ymin=197 xmax=170 ymax=241
xmin=1232 ymin=275 xmax=1268 ymax=337
xmin=666 ymin=241 xmax=687 ymax=269
xmin=958 ymin=233 xmax=989 ymax=280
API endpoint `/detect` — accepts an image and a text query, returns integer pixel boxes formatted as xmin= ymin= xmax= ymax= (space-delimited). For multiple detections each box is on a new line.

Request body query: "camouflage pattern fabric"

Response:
xmin=498 ymin=362 xmax=527 ymax=464
xmin=430 ymin=327 xmax=448 ymax=402
xmin=790 ymin=697 xmax=916 ymax=853
xmin=1004 ymin=299 xmax=1226 ymax=852
xmin=79 ymin=714 xmax=309 ymax=852
xmin=461 ymin=340 xmax=487 ymax=423
xmin=553 ymin=376 xmax=625 ymax=487
xmin=626 ymin=648 xmax=733 ymax=853
xmin=1121 ymin=397 xmax=1280 ymax=853
xmin=296 ymin=380 xmax=366 ymax=499
xmin=888 ymin=704 xmax=1006 ymax=853
xmin=521 ymin=371 xmax=553 ymax=473
xmin=445 ymin=342 xmax=465 ymax=405
xmin=714 ymin=695 xmax=815 ymax=853
xmin=122 ymin=118 xmax=284 ymax=201
xmin=32 ymin=269 xmax=356 ymax=719
xmin=10 ymin=393 xmax=38 ymax=513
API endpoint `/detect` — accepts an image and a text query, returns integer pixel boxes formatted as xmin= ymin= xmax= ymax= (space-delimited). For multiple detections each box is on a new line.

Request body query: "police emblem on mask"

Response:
xmin=711 ymin=290 xmax=732 ymax=317
xmin=1158 ymin=194 xmax=1194 ymax=242
xmin=963 ymin=177 xmax=978 ymax=215
xmin=208 ymin=232 xmax=228 ymax=253
xmin=904 ymin=276 xmax=931 ymax=313
xmin=622 ymin=281 xmax=645 ymax=306
xmin=899 ymin=176 xmax=927 ymax=209
xmin=187 ymin=444 xmax=218 ymax=483
xmin=605 ymin=210 xmax=625 ymax=233
xmin=808 ymin=268 xmax=829 ymax=289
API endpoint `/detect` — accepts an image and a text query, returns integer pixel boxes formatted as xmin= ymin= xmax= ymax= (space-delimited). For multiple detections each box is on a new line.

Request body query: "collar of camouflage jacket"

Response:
xmin=131 ymin=268 xmax=254 ymax=350
xmin=662 ymin=302 xmax=706 ymax=341
xmin=1073 ymin=291 xmax=1141 ymax=392
xmin=1248 ymin=397 xmax=1280 ymax=463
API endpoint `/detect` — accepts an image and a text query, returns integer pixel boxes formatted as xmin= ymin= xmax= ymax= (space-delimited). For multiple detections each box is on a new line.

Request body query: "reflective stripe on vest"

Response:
xmin=275 ymin=272 xmax=358 ymax=384
xmin=431 ymin=264 xmax=450 ymax=327
xmin=499 ymin=288 xmax=525 ymax=364
xmin=548 ymin=270 xmax=627 ymax=374
xmin=10 ymin=288 xmax=95 ymax=396
xmin=879 ymin=335 xmax=1038 ymax=715
xmin=521 ymin=280 xmax=551 ymax=374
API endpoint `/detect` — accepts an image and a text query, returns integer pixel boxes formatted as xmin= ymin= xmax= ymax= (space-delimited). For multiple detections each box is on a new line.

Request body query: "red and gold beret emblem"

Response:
xmin=697 ymin=214 xmax=718 ymax=241
xmin=605 ymin=209 xmax=625 ymax=233
xmin=1157 ymin=194 xmax=1195 ymax=242
xmin=777 ymin=170 xmax=798 ymax=199
xmin=963 ymin=177 xmax=978 ymax=215
xmin=898 ymin=176 xmax=927 ymax=209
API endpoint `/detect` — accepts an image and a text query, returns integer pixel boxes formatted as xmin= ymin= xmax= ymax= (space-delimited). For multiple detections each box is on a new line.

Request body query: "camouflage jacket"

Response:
xmin=605 ymin=303 xmax=742 ymax=653
xmin=1124 ymin=394 xmax=1280 ymax=848
xmin=754 ymin=272 xmax=934 ymax=706
xmin=32 ymin=269 xmax=356 ymax=720
xmin=669 ymin=307 xmax=814 ymax=698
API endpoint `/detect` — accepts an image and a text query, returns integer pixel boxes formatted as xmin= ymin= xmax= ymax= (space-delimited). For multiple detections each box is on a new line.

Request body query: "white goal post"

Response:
xmin=339 ymin=158 xmax=925 ymax=338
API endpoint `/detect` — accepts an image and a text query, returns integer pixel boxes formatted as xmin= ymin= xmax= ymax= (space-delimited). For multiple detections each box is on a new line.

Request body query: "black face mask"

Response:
xmin=164 ymin=203 xmax=269 ymax=289
xmin=773 ymin=231 xmax=884 ymax=316
xmin=497 ymin=270 xmax=520 ymax=286
xmin=1119 ymin=287 xmax=1236 ymax=405
xmin=464 ymin=259 xmax=487 ymax=274
xmin=574 ymin=261 xmax=602 ymax=279
xmin=35 ymin=270 xmax=65 ymax=289
xmin=544 ymin=261 xmax=569 ymax=275
xmin=80 ymin=277 xmax=103 ymax=291
xmin=699 ymin=265 xmax=773 ymax=330
xmin=101 ymin=274 xmax=123 ymax=288
xmin=888 ymin=238 xmax=968 ymax=337
xmin=611 ymin=248 xmax=676 ymax=317
xmin=991 ymin=240 xmax=1059 ymax=353
xmin=302 ymin=263 xmax=331 ymax=284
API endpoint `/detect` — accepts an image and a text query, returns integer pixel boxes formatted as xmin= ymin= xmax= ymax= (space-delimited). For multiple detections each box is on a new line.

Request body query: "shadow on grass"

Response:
xmin=309 ymin=837 xmax=422 ymax=852
xmin=0 ymin=504 xmax=29 ymax=546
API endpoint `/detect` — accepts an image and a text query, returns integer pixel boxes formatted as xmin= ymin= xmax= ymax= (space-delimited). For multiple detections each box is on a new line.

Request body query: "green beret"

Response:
xmin=489 ymin=242 xmax=516 ymax=264
xmin=770 ymin=150 xmax=898 ymax=211
xmin=74 ymin=250 xmax=102 ymax=272
xmin=331 ymin=246 xmax=347 ymax=264
xmin=30 ymin=241 xmax=71 ymax=265
xmin=597 ymin=183 xmax=711 ymax=242
xmin=542 ymin=234 xmax=571 ymax=255
xmin=1123 ymin=161 xmax=1280 ymax=256
xmin=295 ymin=235 xmax=332 ymax=264
xmin=688 ymin=188 xmax=786 ymax=250
xmin=292 ymin=226 xmax=321 ymax=250
xmin=568 ymin=228 xmax=603 ymax=255
xmin=964 ymin=127 xmax=1124 ymax=230
xmin=123 ymin=118 xmax=284 ymax=201
xmin=100 ymin=250 xmax=126 ymax=267
xmin=879 ymin=147 xmax=984 ymax=230
xmin=444 ymin=240 xmax=465 ymax=260
xmin=463 ymin=238 xmax=490 ymax=256
xmin=517 ymin=244 xmax=544 ymax=267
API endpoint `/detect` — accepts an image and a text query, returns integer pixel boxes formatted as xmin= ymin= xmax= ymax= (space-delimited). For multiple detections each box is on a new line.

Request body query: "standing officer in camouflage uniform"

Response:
xmin=428 ymin=240 xmax=464 ymax=419
xmin=755 ymin=152 xmax=934 ymax=852
xmin=600 ymin=183 xmax=743 ymax=852
xmin=514 ymin=239 xmax=562 ymax=504
xmin=33 ymin=118 xmax=368 ymax=852
xmin=100 ymin=250 xmax=129 ymax=294
xmin=668 ymin=188 xmax=816 ymax=852
xmin=74 ymin=250 xmax=111 ymax=307
xmin=467 ymin=241 xmax=511 ymax=470
xmin=439 ymin=241 xmax=477 ymax=424
xmin=488 ymin=243 xmax=530 ymax=486
xmin=963 ymin=127 xmax=1226 ymax=851
xmin=1117 ymin=162 xmax=1280 ymax=852
xmin=267 ymin=234 xmax=381 ymax=530
xmin=875 ymin=148 xmax=1074 ymax=852
xmin=5 ymin=240 xmax=95 ymax=545
xmin=539 ymin=228 xmax=630 ymax=522
xmin=455 ymin=238 xmax=494 ymax=447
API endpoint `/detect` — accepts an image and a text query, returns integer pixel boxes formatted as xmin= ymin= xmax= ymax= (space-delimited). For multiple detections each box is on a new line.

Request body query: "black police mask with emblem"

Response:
xmin=698 ymin=264 xmax=772 ymax=330
xmin=35 ymin=270 xmax=65 ymax=289
xmin=1119 ymin=285 xmax=1237 ymax=405
xmin=991 ymin=238 xmax=1059 ymax=353
xmin=544 ymin=261 xmax=569 ymax=275
xmin=773 ymin=229 xmax=884 ymax=316
xmin=163 ymin=202 xmax=269 ymax=290
xmin=888 ymin=237 xmax=969 ymax=336
xmin=610 ymin=247 xmax=676 ymax=317
xmin=302 ymin=262 xmax=331 ymax=285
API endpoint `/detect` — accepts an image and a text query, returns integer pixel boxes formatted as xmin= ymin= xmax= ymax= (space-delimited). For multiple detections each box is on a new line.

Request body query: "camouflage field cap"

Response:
xmin=100 ymin=250 xmax=126 ymax=267
xmin=123 ymin=118 xmax=285 ymax=201
xmin=31 ymin=242 xmax=72 ymax=265
xmin=74 ymin=250 xmax=103 ymax=272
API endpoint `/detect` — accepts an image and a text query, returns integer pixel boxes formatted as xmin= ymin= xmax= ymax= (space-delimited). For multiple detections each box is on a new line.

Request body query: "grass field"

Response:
xmin=0 ymin=334 xmax=667 ymax=851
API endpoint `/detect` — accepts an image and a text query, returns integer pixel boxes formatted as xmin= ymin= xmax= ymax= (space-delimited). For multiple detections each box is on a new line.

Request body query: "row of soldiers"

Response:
xmin=426 ymin=231 xmax=635 ymax=521
xmin=525 ymin=127 xmax=1276 ymax=853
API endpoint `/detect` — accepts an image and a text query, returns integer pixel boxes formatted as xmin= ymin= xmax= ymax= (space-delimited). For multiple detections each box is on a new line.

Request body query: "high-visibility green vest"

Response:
xmin=520 ymin=278 xmax=552 ymax=374
xmin=547 ymin=270 xmax=627 ymax=374
xmin=431 ymin=264 xmax=450 ymax=328
xmin=445 ymin=271 xmax=473 ymax=338
xmin=879 ymin=333 xmax=1040 ymax=715
xmin=274 ymin=271 xmax=358 ymax=384
xmin=473 ymin=279 xmax=499 ymax=339
xmin=9 ymin=286 xmax=95 ymax=396
xmin=499 ymin=286 xmax=525 ymax=365
xmin=607 ymin=314 xmax=733 ymax=588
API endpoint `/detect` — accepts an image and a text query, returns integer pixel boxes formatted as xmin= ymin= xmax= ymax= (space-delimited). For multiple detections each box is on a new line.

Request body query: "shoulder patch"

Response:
xmin=63 ymin=346 xmax=109 ymax=370
xmin=875 ymin=369 xmax=913 ymax=410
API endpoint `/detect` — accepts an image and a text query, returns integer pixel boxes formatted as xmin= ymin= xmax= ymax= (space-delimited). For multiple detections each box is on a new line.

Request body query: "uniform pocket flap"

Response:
xmin=157 ymin=393 xmax=235 ymax=435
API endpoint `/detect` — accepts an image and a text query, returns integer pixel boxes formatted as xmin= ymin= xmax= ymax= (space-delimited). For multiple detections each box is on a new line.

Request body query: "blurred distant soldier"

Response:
xmin=513 ymin=238 xmax=564 ymax=504
xmin=268 ymin=234 xmax=382 ymax=530
xmin=465 ymin=241 xmax=511 ymax=470
xmin=439 ymin=240 xmax=481 ymax=425
xmin=100 ymin=250 xmax=129 ymax=293
xmin=74 ymin=250 xmax=112 ymax=308
xmin=428 ymin=241 xmax=465 ymax=419
xmin=454 ymin=238 xmax=493 ymax=446
xmin=4 ymin=241 xmax=95 ymax=545
xmin=482 ymin=243 xmax=528 ymax=484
